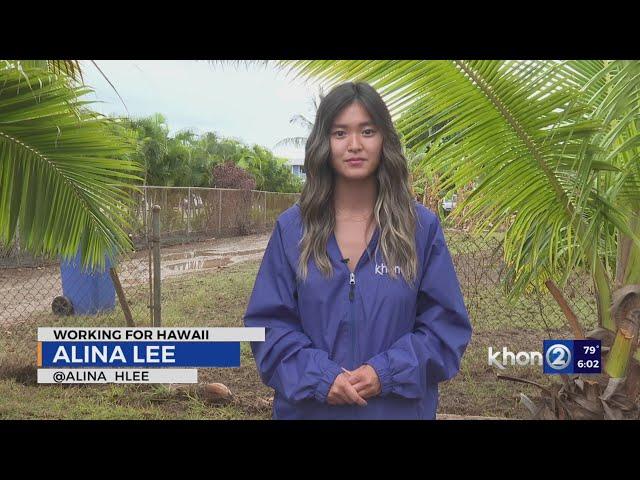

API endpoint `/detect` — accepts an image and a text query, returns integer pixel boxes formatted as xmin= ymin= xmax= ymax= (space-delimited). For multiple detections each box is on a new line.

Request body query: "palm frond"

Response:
xmin=17 ymin=60 xmax=84 ymax=83
xmin=289 ymin=114 xmax=314 ymax=131
xmin=271 ymin=60 xmax=640 ymax=299
xmin=0 ymin=62 xmax=143 ymax=270
xmin=273 ymin=136 xmax=307 ymax=149
xmin=48 ymin=60 xmax=84 ymax=83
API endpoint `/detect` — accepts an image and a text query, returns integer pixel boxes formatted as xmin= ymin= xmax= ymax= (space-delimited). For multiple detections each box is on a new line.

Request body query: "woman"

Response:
xmin=243 ymin=82 xmax=472 ymax=419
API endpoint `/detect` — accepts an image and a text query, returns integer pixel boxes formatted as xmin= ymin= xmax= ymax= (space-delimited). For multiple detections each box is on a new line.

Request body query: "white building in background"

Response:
xmin=285 ymin=157 xmax=306 ymax=182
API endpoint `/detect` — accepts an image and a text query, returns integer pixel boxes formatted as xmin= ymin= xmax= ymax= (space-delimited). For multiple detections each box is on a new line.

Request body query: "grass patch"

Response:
xmin=0 ymin=257 xmax=594 ymax=420
xmin=438 ymin=326 xmax=569 ymax=419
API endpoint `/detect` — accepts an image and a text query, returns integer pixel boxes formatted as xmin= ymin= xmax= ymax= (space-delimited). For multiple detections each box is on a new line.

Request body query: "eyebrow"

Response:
xmin=332 ymin=122 xmax=375 ymax=128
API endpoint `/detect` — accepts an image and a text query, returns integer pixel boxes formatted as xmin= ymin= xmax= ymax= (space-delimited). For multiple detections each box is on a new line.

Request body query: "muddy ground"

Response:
xmin=0 ymin=233 xmax=271 ymax=326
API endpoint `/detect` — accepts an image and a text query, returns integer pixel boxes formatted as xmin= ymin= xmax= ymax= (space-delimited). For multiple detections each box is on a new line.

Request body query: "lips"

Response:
xmin=346 ymin=158 xmax=366 ymax=163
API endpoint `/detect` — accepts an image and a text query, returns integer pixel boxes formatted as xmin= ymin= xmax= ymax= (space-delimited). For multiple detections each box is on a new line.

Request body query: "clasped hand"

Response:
xmin=326 ymin=364 xmax=381 ymax=406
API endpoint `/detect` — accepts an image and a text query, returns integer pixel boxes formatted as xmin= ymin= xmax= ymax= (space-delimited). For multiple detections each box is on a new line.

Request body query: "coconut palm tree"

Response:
xmin=262 ymin=60 xmax=640 ymax=419
xmin=19 ymin=60 xmax=84 ymax=82
xmin=0 ymin=60 xmax=143 ymax=270
xmin=273 ymin=86 xmax=325 ymax=150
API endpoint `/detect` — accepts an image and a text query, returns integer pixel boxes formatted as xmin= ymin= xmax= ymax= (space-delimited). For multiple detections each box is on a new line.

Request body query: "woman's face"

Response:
xmin=329 ymin=101 xmax=383 ymax=181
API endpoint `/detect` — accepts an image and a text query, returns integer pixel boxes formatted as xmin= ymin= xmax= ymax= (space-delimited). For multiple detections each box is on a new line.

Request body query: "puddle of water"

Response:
xmin=139 ymin=247 xmax=267 ymax=281
xmin=232 ymin=248 xmax=268 ymax=257
xmin=193 ymin=250 xmax=217 ymax=257
xmin=162 ymin=248 xmax=264 ymax=264
xmin=162 ymin=252 xmax=195 ymax=262
xmin=162 ymin=257 xmax=231 ymax=276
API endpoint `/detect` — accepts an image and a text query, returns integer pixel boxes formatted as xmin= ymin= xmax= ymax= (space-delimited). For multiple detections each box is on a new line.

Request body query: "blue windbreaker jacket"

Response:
xmin=243 ymin=201 xmax=472 ymax=419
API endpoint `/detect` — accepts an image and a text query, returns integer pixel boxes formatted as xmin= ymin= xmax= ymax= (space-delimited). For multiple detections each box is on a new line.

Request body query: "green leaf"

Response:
xmin=0 ymin=62 xmax=143 ymax=270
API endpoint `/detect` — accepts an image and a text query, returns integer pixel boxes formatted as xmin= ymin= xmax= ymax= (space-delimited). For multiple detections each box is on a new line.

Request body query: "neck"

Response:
xmin=333 ymin=175 xmax=378 ymax=214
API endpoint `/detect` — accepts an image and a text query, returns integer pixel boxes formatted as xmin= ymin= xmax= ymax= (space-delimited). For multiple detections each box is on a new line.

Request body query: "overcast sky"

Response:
xmin=81 ymin=60 xmax=324 ymax=160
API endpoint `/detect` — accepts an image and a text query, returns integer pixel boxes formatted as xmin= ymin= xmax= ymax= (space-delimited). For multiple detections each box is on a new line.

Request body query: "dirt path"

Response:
xmin=0 ymin=232 xmax=271 ymax=325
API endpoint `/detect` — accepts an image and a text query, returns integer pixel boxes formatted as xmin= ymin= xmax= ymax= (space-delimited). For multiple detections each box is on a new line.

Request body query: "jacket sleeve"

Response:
xmin=364 ymin=214 xmax=472 ymax=399
xmin=243 ymin=218 xmax=343 ymax=404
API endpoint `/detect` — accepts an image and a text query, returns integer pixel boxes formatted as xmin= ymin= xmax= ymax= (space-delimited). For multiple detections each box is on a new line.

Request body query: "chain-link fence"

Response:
xmin=0 ymin=187 xmax=300 ymax=375
xmin=0 ymin=222 xmax=153 ymax=374
xmin=446 ymin=228 xmax=598 ymax=336
xmin=0 ymin=189 xmax=599 ymax=377
xmin=130 ymin=187 xmax=300 ymax=248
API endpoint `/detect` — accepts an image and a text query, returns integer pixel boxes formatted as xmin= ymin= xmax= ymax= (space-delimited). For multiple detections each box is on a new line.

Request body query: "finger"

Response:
xmin=354 ymin=379 xmax=381 ymax=398
xmin=350 ymin=376 xmax=370 ymax=389
xmin=338 ymin=376 xmax=364 ymax=403
xmin=329 ymin=375 xmax=353 ymax=404
xmin=337 ymin=390 xmax=351 ymax=404
xmin=328 ymin=393 xmax=343 ymax=405
xmin=328 ymin=384 xmax=345 ymax=405
xmin=347 ymin=375 xmax=360 ymax=385
xmin=344 ymin=383 xmax=367 ymax=407
xmin=341 ymin=373 xmax=363 ymax=391
xmin=352 ymin=383 xmax=373 ymax=399
xmin=351 ymin=381 xmax=367 ymax=392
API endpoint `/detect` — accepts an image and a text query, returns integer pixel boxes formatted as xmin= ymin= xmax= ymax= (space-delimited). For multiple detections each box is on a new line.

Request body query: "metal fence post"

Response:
xmin=187 ymin=186 xmax=191 ymax=238
xmin=218 ymin=189 xmax=222 ymax=234
xmin=15 ymin=224 xmax=21 ymax=267
xmin=145 ymin=187 xmax=154 ymax=326
xmin=152 ymin=205 xmax=161 ymax=327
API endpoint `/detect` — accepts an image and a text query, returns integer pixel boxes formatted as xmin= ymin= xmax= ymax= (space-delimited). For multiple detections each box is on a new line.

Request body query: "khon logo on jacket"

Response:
xmin=375 ymin=262 xmax=402 ymax=276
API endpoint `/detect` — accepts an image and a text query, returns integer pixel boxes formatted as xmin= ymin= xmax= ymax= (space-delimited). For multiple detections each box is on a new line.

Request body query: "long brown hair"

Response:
xmin=296 ymin=82 xmax=419 ymax=288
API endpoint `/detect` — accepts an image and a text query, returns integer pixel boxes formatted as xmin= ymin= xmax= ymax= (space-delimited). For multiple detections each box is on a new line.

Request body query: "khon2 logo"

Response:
xmin=543 ymin=341 xmax=573 ymax=373
xmin=487 ymin=340 xmax=601 ymax=374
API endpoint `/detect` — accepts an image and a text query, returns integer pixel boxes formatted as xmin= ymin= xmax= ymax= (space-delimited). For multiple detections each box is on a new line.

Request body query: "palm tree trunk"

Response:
xmin=594 ymin=261 xmax=614 ymax=331
xmin=605 ymin=209 xmax=640 ymax=378
xmin=616 ymin=212 xmax=640 ymax=286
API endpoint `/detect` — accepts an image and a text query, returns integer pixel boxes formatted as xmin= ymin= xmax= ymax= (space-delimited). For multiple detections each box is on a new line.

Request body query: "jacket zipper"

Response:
xmin=349 ymin=271 xmax=356 ymax=369
xmin=339 ymin=227 xmax=378 ymax=371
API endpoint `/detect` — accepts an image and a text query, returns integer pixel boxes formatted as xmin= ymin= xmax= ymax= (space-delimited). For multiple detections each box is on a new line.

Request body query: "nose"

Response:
xmin=347 ymin=133 xmax=363 ymax=152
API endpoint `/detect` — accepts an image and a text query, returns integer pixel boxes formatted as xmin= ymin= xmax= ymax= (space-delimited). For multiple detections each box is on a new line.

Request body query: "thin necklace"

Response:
xmin=334 ymin=207 xmax=374 ymax=222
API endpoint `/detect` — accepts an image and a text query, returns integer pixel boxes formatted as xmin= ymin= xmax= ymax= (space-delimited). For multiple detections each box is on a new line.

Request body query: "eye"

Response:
xmin=333 ymin=130 xmax=346 ymax=138
xmin=363 ymin=128 xmax=377 ymax=136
